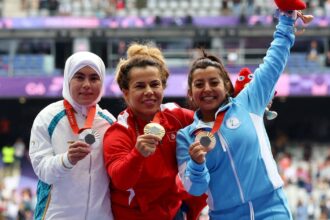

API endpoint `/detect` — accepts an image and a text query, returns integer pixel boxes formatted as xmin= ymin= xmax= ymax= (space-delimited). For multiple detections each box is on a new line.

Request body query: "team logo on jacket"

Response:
xmin=226 ymin=117 xmax=240 ymax=129
xmin=166 ymin=131 xmax=176 ymax=142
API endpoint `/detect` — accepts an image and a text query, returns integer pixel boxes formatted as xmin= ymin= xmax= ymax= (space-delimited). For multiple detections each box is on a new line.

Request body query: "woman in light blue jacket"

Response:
xmin=176 ymin=11 xmax=297 ymax=220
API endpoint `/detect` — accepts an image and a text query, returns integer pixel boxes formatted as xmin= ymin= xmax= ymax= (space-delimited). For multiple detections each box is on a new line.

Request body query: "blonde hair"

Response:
xmin=115 ymin=42 xmax=169 ymax=91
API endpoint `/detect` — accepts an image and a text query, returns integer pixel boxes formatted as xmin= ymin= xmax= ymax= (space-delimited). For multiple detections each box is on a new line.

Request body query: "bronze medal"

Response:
xmin=144 ymin=122 xmax=166 ymax=140
xmin=195 ymin=131 xmax=216 ymax=151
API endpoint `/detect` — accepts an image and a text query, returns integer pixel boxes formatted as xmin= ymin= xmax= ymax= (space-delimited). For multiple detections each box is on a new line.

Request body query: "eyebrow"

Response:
xmin=74 ymin=72 xmax=99 ymax=77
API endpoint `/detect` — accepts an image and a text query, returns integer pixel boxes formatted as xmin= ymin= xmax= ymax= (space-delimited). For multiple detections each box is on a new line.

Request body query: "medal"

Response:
xmin=195 ymin=131 xmax=216 ymax=151
xmin=193 ymin=111 xmax=227 ymax=152
xmin=78 ymin=129 xmax=99 ymax=147
xmin=144 ymin=122 xmax=165 ymax=140
xmin=84 ymin=133 xmax=96 ymax=145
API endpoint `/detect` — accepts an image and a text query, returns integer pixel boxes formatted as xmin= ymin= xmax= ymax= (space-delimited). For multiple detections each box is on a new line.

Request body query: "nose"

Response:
xmin=82 ymin=79 xmax=91 ymax=88
xmin=144 ymin=85 xmax=153 ymax=95
xmin=204 ymin=82 xmax=212 ymax=91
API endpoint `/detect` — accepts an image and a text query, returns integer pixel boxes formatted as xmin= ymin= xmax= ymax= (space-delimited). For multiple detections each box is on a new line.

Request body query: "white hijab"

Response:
xmin=62 ymin=51 xmax=106 ymax=116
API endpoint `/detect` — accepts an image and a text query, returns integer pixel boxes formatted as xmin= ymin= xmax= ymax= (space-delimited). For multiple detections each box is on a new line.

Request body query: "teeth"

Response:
xmin=202 ymin=97 xmax=214 ymax=101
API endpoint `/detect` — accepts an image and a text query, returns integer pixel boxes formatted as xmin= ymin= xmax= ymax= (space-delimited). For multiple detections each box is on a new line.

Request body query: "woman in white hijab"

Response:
xmin=29 ymin=51 xmax=115 ymax=220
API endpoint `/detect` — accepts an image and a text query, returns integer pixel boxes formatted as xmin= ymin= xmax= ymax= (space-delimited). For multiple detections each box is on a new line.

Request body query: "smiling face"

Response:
xmin=189 ymin=66 xmax=227 ymax=122
xmin=123 ymin=65 xmax=164 ymax=122
xmin=69 ymin=66 xmax=102 ymax=106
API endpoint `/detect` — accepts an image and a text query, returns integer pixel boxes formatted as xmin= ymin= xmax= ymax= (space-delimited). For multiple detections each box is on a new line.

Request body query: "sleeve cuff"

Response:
xmin=189 ymin=160 xmax=206 ymax=172
xmin=279 ymin=14 xmax=295 ymax=26
xmin=61 ymin=152 xmax=74 ymax=169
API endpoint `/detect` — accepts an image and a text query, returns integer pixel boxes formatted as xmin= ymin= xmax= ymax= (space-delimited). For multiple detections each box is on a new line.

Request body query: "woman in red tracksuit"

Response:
xmin=103 ymin=43 xmax=206 ymax=220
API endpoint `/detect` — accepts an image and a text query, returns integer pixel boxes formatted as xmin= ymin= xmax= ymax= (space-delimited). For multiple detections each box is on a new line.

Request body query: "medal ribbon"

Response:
xmin=210 ymin=111 xmax=226 ymax=134
xmin=63 ymin=99 xmax=96 ymax=134
xmin=151 ymin=111 xmax=162 ymax=124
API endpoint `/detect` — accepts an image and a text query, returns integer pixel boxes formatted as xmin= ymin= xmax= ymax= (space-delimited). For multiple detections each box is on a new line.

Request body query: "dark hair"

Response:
xmin=188 ymin=49 xmax=234 ymax=97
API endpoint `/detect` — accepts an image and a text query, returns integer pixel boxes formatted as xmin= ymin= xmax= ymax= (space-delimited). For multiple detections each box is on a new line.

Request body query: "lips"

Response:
xmin=80 ymin=91 xmax=93 ymax=95
xmin=143 ymin=99 xmax=157 ymax=105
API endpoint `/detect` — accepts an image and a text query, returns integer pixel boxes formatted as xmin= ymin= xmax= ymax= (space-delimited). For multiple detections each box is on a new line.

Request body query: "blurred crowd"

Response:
xmin=0 ymin=185 xmax=35 ymax=220
xmin=0 ymin=138 xmax=35 ymax=220
xmin=0 ymin=0 xmax=328 ymax=18
xmin=275 ymin=143 xmax=330 ymax=220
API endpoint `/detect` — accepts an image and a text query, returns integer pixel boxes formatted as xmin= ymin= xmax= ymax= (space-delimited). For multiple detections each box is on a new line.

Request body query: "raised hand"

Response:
xmin=274 ymin=0 xmax=313 ymax=24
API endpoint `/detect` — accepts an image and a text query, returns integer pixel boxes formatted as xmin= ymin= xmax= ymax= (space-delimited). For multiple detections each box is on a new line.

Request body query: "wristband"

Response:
xmin=62 ymin=153 xmax=74 ymax=169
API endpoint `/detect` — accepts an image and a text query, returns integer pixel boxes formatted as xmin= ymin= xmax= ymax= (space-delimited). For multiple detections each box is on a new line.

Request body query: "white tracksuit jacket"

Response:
xmin=29 ymin=100 xmax=115 ymax=220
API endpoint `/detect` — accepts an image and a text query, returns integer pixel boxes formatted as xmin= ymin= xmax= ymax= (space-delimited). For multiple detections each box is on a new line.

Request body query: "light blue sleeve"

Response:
xmin=235 ymin=14 xmax=296 ymax=116
xmin=176 ymin=129 xmax=210 ymax=196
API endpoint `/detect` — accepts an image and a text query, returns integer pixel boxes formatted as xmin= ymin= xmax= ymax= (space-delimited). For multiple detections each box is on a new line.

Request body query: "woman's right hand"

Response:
xmin=135 ymin=134 xmax=161 ymax=157
xmin=67 ymin=141 xmax=91 ymax=165
xmin=189 ymin=141 xmax=207 ymax=164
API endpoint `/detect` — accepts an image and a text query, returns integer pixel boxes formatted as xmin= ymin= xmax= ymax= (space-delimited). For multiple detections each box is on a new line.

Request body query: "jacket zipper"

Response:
xmin=218 ymin=131 xmax=245 ymax=203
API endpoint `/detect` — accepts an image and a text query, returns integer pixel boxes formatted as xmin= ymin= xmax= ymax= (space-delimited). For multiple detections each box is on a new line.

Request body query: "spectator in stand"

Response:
xmin=1 ymin=145 xmax=15 ymax=177
xmin=246 ymin=0 xmax=255 ymax=16
xmin=325 ymin=0 xmax=330 ymax=17
xmin=220 ymin=1 xmax=231 ymax=16
xmin=319 ymin=153 xmax=330 ymax=185
xmin=115 ymin=0 xmax=125 ymax=10
xmin=47 ymin=0 xmax=59 ymax=16
xmin=13 ymin=137 xmax=26 ymax=171
xmin=307 ymin=40 xmax=320 ymax=62
xmin=295 ymin=199 xmax=308 ymax=220
xmin=232 ymin=0 xmax=243 ymax=16
xmin=17 ymin=188 xmax=34 ymax=220
xmin=325 ymin=50 xmax=330 ymax=67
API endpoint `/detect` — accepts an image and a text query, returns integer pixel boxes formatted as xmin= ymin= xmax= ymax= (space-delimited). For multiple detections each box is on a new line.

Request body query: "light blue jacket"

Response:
xmin=176 ymin=15 xmax=295 ymax=214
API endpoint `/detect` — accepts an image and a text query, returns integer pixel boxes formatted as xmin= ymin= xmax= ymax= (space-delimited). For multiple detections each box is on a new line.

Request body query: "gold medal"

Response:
xmin=195 ymin=131 xmax=216 ymax=151
xmin=144 ymin=122 xmax=166 ymax=140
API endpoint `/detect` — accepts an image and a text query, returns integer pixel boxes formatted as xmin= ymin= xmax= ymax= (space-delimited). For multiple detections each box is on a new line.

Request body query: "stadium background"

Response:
xmin=1 ymin=0 xmax=330 ymax=219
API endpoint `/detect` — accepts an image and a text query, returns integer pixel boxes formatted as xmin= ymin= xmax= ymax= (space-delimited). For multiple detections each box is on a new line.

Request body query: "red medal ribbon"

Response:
xmin=63 ymin=99 xmax=96 ymax=134
xmin=210 ymin=111 xmax=226 ymax=134
xmin=151 ymin=111 xmax=162 ymax=124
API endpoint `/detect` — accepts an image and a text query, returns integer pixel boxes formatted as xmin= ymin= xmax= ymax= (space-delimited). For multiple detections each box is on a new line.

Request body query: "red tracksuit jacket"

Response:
xmin=103 ymin=103 xmax=206 ymax=220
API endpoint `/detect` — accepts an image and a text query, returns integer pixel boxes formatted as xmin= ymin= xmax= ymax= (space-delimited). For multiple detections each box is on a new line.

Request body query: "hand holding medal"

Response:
xmin=135 ymin=112 xmax=166 ymax=157
xmin=66 ymin=140 xmax=91 ymax=166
